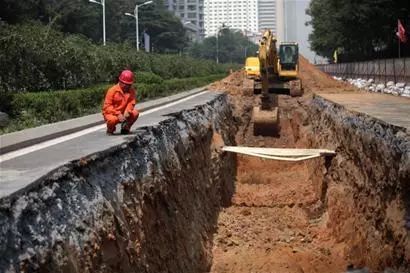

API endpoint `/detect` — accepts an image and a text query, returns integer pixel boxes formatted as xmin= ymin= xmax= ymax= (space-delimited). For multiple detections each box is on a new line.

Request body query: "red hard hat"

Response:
xmin=119 ymin=70 xmax=134 ymax=84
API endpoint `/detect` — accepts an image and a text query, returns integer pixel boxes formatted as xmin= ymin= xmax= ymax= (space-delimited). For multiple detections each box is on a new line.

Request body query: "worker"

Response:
xmin=102 ymin=70 xmax=139 ymax=135
xmin=283 ymin=46 xmax=294 ymax=63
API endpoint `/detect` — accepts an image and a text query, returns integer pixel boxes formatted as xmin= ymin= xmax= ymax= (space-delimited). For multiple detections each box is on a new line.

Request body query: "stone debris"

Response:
xmin=333 ymin=76 xmax=410 ymax=97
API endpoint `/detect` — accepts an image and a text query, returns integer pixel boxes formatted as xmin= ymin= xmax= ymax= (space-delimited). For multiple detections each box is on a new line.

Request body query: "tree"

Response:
xmin=137 ymin=1 xmax=188 ymax=52
xmin=188 ymin=28 xmax=258 ymax=64
xmin=307 ymin=0 xmax=410 ymax=61
xmin=0 ymin=0 xmax=187 ymax=51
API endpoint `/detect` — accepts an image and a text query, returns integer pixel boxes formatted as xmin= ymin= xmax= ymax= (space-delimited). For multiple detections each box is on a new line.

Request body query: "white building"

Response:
xmin=165 ymin=0 xmax=205 ymax=41
xmin=204 ymin=0 xmax=258 ymax=37
xmin=258 ymin=0 xmax=276 ymax=35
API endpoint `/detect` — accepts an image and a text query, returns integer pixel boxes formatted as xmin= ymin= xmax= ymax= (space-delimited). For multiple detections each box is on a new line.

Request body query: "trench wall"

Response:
xmin=306 ymin=95 xmax=410 ymax=270
xmin=0 ymin=93 xmax=236 ymax=273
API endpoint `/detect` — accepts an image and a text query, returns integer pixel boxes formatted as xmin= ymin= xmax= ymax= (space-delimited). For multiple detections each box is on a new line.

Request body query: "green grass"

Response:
xmin=0 ymin=74 xmax=226 ymax=134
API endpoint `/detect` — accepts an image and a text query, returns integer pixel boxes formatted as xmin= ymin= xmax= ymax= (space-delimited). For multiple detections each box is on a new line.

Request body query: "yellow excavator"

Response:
xmin=245 ymin=30 xmax=303 ymax=135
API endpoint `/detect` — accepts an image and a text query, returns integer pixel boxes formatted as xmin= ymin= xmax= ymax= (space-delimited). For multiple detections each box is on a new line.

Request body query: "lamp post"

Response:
xmin=125 ymin=1 xmax=153 ymax=51
xmin=216 ymin=24 xmax=229 ymax=64
xmin=89 ymin=0 xmax=106 ymax=46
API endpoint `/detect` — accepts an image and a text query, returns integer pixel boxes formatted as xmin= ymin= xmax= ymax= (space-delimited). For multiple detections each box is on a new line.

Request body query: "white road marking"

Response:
xmin=0 ymin=91 xmax=208 ymax=163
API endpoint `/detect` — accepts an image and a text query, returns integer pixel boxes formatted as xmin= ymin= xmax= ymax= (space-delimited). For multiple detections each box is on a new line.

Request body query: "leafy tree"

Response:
xmin=0 ymin=0 xmax=187 ymax=51
xmin=188 ymin=28 xmax=258 ymax=64
xmin=307 ymin=0 xmax=410 ymax=62
xmin=136 ymin=1 xmax=188 ymax=52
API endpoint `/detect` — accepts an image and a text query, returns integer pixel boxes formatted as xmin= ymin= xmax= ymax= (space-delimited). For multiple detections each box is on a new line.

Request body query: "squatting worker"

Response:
xmin=102 ymin=70 xmax=139 ymax=135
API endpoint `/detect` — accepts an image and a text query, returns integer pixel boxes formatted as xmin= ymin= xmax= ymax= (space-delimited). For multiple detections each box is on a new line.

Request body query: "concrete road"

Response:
xmin=319 ymin=93 xmax=410 ymax=130
xmin=0 ymin=91 xmax=219 ymax=199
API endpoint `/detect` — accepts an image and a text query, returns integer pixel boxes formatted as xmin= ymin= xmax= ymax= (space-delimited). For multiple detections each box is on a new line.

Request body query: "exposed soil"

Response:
xmin=207 ymin=57 xmax=409 ymax=273
xmin=298 ymin=56 xmax=357 ymax=94
xmin=2 ymin=56 xmax=408 ymax=273
xmin=209 ymin=75 xmax=348 ymax=272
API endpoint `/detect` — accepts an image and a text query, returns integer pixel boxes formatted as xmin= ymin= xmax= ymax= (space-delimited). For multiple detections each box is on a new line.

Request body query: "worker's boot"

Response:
xmin=106 ymin=124 xmax=115 ymax=135
xmin=120 ymin=122 xmax=130 ymax=135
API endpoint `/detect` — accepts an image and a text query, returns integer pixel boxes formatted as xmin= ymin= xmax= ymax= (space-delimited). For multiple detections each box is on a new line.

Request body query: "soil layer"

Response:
xmin=208 ymin=57 xmax=409 ymax=273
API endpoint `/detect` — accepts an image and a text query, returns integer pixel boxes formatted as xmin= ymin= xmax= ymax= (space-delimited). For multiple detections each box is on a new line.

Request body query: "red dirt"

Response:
xmin=298 ymin=56 xmax=358 ymax=94
xmin=207 ymin=58 xmax=361 ymax=273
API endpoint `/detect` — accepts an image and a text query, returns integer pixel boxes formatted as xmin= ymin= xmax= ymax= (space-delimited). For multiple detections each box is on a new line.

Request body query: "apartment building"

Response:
xmin=258 ymin=0 xmax=276 ymax=34
xmin=204 ymin=0 xmax=258 ymax=37
xmin=165 ymin=0 xmax=205 ymax=41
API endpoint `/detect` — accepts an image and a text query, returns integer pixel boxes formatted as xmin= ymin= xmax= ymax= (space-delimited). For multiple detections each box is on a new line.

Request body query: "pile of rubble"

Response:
xmin=333 ymin=76 xmax=410 ymax=97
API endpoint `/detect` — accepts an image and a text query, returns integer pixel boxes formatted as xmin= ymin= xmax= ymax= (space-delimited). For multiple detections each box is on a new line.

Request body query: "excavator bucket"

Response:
xmin=252 ymin=106 xmax=279 ymax=136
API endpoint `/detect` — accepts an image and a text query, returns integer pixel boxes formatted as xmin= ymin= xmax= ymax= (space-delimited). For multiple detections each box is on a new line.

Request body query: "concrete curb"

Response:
xmin=0 ymin=87 xmax=207 ymax=155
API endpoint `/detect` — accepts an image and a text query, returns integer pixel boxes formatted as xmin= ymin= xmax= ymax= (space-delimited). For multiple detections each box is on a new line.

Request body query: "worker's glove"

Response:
xmin=118 ymin=113 xmax=126 ymax=122
xmin=124 ymin=111 xmax=130 ymax=119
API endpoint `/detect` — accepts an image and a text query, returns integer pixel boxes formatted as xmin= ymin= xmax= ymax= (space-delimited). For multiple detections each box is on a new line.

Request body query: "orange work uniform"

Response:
xmin=102 ymin=84 xmax=139 ymax=133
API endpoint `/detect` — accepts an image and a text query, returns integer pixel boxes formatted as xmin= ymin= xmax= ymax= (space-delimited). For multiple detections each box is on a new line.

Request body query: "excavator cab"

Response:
xmin=279 ymin=43 xmax=298 ymax=70
xmin=278 ymin=43 xmax=299 ymax=81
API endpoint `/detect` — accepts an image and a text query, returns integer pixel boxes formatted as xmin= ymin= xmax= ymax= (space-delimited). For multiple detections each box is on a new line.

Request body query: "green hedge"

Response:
xmin=0 ymin=22 xmax=235 ymax=93
xmin=0 ymin=74 xmax=226 ymax=134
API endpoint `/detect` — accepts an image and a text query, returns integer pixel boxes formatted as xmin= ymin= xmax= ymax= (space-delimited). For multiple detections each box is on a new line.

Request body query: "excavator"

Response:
xmin=226 ymin=32 xmax=335 ymax=161
xmin=245 ymin=30 xmax=303 ymax=135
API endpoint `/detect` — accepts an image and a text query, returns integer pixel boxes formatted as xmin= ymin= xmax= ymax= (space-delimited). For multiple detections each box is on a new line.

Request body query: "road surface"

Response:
xmin=319 ymin=93 xmax=410 ymax=130
xmin=0 ymin=91 xmax=218 ymax=199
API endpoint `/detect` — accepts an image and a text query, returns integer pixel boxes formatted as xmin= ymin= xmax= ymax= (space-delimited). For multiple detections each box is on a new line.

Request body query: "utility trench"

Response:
xmin=0 ymin=60 xmax=409 ymax=273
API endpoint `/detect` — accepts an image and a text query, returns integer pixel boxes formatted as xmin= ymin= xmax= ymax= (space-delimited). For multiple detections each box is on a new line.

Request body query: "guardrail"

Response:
xmin=316 ymin=58 xmax=410 ymax=84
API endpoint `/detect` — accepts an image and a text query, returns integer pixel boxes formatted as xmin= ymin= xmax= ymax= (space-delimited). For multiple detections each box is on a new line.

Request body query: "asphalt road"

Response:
xmin=0 ymin=91 xmax=218 ymax=199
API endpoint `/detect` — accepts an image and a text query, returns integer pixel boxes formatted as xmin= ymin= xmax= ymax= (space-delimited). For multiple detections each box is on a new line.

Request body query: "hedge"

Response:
xmin=0 ymin=22 xmax=235 ymax=93
xmin=0 ymin=74 xmax=226 ymax=134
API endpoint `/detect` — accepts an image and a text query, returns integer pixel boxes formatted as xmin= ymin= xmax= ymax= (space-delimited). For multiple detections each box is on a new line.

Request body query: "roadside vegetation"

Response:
xmin=189 ymin=28 xmax=259 ymax=64
xmin=0 ymin=22 xmax=237 ymax=134
xmin=0 ymin=23 xmax=232 ymax=93
xmin=0 ymin=74 xmax=225 ymax=134
xmin=0 ymin=0 xmax=244 ymax=134
xmin=307 ymin=0 xmax=410 ymax=61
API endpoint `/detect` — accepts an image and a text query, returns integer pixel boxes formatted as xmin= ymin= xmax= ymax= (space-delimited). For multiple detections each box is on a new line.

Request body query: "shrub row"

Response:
xmin=0 ymin=74 xmax=226 ymax=134
xmin=0 ymin=22 xmax=235 ymax=93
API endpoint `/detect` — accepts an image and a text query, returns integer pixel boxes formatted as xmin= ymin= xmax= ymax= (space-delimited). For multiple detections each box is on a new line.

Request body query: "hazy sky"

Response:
xmin=288 ymin=0 xmax=317 ymax=62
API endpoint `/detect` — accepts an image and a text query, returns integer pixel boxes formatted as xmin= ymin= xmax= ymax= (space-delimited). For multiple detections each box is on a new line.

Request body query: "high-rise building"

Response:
xmin=258 ymin=0 xmax=276 ymax=35
xmin=275 ymin=0 xmax=318 ymax=63
xmin=204 ymin=0 xmax=258 ymax=37
xmin=165 ymin=0 xmax=177 ymax=11
xmin=165 ymin=0 xmax=205 ymax=41
xmin=283 ymin=0 xmax=297 ymax=41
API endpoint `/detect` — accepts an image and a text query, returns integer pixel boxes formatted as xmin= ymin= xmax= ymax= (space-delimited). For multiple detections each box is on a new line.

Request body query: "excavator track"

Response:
xmin=289 ymin=79 xmax=303 ymax=97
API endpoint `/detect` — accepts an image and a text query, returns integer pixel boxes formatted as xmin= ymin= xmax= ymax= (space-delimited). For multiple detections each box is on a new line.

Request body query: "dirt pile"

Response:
xmin=208 ymin=71 xmax=248 ymax=95
xmin=299 ymin=56 xmax=357 ymax=94
xmin=208 ymin=59 xmax=409 ymax=273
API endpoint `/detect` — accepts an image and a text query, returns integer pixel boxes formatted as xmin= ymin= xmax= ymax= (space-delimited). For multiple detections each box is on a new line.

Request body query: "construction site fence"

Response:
xmin=316 ymin=58 xmax=410 ymax=85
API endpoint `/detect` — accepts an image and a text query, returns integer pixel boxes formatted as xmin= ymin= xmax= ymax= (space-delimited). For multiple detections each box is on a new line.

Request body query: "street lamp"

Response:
xmin=216 ymin=24 xmax=229 ymax=64
xmin=125 ymin=1 xmax=153 ymax=51
xmin=89 ymin=0 xmax=106 ymax=46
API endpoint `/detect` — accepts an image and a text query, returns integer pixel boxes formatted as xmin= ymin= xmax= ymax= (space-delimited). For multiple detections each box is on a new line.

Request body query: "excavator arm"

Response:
xmin=252 ymin=30 xmax=303 ymax=136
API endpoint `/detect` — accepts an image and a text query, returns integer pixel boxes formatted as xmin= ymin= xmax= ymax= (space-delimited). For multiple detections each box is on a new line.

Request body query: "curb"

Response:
xmin=0 ymin=87 xmax=207 ymax=155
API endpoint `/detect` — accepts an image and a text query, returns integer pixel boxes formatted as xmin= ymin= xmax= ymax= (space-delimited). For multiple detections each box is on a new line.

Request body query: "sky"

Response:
xmin=283 ymin=0 xmax=320 ymax=63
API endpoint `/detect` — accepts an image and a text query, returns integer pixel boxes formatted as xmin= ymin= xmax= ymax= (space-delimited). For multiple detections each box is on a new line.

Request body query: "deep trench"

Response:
xmin=0 ymin=89 xmax=408 ymax=273
xmin=209 ymin=92 xmax=409 ymax=273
